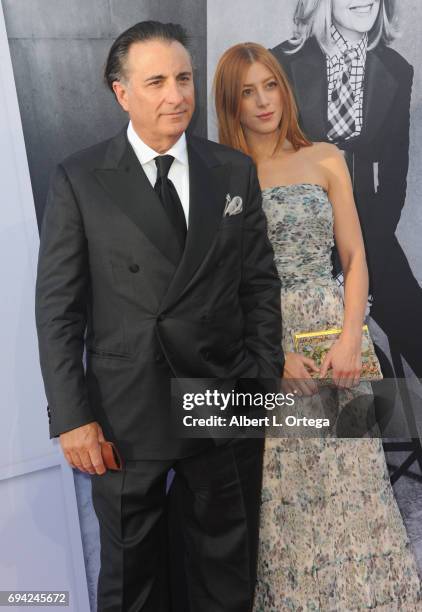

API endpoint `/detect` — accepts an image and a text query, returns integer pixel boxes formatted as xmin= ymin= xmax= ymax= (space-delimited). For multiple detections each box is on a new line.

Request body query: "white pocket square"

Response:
xmin=223 ymin=194 xmax=243 ymax=216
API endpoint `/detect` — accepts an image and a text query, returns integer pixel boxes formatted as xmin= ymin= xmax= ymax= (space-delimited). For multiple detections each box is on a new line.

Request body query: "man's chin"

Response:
xmin=164 ymin=124 xmax=190 ymax=139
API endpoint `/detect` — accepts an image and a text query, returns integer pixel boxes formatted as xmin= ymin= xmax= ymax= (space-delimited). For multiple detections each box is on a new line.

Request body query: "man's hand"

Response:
xmin=281 ymin=352 xmax=319 ymax=396
xmin=60 ymin=422 xmax=107 ymax=475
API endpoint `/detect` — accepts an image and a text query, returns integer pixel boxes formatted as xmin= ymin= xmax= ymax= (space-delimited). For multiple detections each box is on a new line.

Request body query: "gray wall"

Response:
xmin=3 ymin=0 xmax=207 ymax=223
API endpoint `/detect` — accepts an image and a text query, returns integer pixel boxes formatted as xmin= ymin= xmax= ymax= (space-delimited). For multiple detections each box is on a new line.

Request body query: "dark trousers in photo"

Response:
xmin=91 ymin=436 xmax=264 ymax=612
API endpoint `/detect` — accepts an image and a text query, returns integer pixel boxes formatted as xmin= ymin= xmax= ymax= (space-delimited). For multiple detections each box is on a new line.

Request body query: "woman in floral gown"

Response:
xmin=213 ymin=42 xmax=421 ymax=610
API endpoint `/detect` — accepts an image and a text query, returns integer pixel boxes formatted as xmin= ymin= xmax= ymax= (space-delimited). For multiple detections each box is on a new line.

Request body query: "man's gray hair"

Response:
xmin=104 ymin=20 xmax=190 ymax=91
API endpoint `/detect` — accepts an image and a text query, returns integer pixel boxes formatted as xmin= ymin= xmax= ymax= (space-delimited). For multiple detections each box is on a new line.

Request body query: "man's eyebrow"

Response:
xmin=144 ymin=70 xmax=192 ymax=83
xmin=144 ymin=74 xmax=165 ymax=82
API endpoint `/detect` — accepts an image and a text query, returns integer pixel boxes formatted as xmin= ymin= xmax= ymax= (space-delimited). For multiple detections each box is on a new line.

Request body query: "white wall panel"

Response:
xmin=0 ymin=2 xmax=90 ymax=609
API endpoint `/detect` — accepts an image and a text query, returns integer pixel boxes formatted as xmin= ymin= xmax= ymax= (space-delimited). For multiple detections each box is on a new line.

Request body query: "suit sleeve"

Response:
xmin=35 ymin=164 xmax=95 ymax=438
xmin=377 ymin=63 xmax=413 ymax=236
xmin=239 ymin=162 xmax=285 ymax=381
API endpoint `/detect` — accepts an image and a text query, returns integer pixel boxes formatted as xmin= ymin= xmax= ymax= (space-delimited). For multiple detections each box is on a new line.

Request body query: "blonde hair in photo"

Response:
xmin=287 ymin=0 xmax=399 ymax=54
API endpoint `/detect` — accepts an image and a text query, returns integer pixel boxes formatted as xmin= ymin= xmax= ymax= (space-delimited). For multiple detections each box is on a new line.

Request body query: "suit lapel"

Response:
xmin=160 ymin=137 xmax=231 ymax=310
xmin=289 ymin=39 xmax=328 ymax=139
xmin=359 ymin=47 xmax=398 ymax=146
xmin=94 ymin=130 xmax=182 ymax=266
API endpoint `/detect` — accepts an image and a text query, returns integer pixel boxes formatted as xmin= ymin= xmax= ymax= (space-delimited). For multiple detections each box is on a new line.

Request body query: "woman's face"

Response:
xmin=332 ymin=0 xmax=381 ymax=41
xmin=239 ymin=62 xmax=283 ymax=138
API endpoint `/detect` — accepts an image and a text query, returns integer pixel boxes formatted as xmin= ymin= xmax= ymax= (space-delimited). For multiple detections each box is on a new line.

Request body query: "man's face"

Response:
xmin=113 ymin=39 xmax=195 ymax=147
xmin=332 ymin=0 xmax=381 ymax=39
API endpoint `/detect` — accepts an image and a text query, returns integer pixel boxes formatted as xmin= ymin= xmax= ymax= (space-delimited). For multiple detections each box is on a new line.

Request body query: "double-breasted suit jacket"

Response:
xmin=272 ymin=38 xmax=422 ymax=376
xmin=35 ymin=128 xmax=284 ymax=459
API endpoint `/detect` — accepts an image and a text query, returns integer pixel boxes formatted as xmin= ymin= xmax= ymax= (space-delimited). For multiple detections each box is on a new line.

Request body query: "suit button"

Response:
xmin=157 ymin=314 xmax=165 ymax=322
xmin=129 ymin=264 xmax=140 ymax=273
xmin=217 ymin=259 xmax=224 ymax=267
xmin=203 ymin=350 xmax=211 ymax=361
xmin=155 ymin=353 xmax=164 ymax=363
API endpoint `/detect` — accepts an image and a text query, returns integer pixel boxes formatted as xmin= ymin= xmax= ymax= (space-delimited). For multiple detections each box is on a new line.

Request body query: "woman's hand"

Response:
xmin=319 ymin=335 xmax=362 ymax=388
xmin=282 ymin=352 xmax=320 ymax=396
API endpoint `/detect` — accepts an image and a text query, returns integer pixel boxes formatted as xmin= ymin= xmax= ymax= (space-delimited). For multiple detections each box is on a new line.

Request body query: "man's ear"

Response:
xmin=112 ymin=81 xmax=129 ymax=112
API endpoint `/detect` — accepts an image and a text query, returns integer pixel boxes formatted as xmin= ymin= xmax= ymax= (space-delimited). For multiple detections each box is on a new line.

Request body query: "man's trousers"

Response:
xmin=91 ymin=436 xmax=264 ymax=612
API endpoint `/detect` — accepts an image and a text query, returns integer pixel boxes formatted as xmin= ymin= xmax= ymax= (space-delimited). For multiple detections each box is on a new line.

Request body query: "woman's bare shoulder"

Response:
xmin=301 ymin=142 xmax=349 ymax=190
xmin=306 ymin=141 xmax=342 ymax=160
xmin=307 ymin=142 xmax=347 ymax=178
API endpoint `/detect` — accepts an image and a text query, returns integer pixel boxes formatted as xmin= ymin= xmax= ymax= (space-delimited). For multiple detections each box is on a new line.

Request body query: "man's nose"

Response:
xmin=166 ymin=80 xmax=184 ymax=105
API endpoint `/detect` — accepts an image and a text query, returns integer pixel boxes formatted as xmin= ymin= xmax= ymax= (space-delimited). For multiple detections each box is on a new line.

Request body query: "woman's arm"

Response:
xmin=318 ymin=143 xmax=369 ymax=386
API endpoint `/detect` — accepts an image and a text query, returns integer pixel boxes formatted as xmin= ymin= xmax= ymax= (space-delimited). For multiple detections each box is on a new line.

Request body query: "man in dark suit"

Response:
xmin=35 ymin=20 xmax=284 ymax=612
xmin=271 ymin=20 xmax=422 ymax=379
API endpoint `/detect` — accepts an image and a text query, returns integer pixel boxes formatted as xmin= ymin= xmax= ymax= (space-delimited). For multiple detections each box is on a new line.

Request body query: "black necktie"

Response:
xmin=154 ymin=155 xmax=187 ymax=250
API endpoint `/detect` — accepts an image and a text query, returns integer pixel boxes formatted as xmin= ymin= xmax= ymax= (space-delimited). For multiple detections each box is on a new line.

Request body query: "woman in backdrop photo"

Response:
xmin=271 ymin=0 xmax=422 ymax=380
xmin=214 ymin=42 xmax=421 ymax=610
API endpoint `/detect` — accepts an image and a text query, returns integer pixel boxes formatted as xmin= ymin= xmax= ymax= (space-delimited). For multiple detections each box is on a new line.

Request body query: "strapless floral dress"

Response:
xmin=253 ymin=184 xmax=421 ymax=611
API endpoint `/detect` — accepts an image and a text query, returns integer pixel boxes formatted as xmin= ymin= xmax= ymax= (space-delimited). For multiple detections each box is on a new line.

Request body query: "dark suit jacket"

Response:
xmin=272 ymin=37 xmax=413 ymax=292
xmin=35 ymin=128 xmax=284 ymax=459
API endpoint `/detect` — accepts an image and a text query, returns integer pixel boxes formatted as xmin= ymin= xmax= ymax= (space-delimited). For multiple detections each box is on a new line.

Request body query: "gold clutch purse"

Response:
xmin=293 ymin=325 xmax=383 ymax=381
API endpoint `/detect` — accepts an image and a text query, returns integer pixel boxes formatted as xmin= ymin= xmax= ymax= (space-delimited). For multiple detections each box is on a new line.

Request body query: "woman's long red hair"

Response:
xmin=213 ymin=42 xmax=311 ymax=158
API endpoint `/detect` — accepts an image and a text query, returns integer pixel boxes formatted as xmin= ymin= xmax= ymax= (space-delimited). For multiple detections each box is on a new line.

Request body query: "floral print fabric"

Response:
xmin=254 ymin=184 xmax=422 ymax=611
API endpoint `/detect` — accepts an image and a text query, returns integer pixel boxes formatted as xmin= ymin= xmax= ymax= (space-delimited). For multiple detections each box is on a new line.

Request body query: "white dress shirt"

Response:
xmin=127 ymin=120 xmax=190 ymax=227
